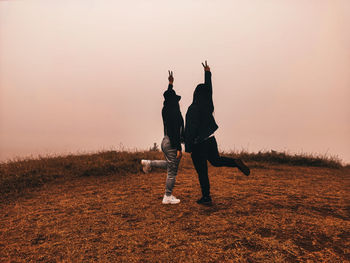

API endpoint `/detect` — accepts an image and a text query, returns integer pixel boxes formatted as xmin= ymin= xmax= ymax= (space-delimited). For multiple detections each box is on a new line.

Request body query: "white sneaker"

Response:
xmin=162 ymin=195 xmax=180 ymax=204
xmin=141 ymin=160 xmax=152 ymax=173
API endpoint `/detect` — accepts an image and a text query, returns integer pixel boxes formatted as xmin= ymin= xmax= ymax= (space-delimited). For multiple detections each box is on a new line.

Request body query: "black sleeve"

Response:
xmin=204 ymin=71 xmax=212 ymax=95
xmin=184 ymin=106 xmax=200 ymax=153
xmin=180 ymin=115 xmax=185 ymax=144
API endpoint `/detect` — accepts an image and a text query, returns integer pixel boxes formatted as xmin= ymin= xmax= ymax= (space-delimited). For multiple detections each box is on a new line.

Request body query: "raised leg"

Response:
xmin=207 ymin=137 xmax=237 ymax=167
xmin=207 ymin=137 xmax=250 ymax=175
xmin=150 ymin=160 xmax=167 ymax=169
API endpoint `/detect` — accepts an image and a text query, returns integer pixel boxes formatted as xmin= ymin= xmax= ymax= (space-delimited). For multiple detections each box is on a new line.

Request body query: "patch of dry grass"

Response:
xmin=0 ymin=151 xmax=349 ymax=262
xmin=0 ymin=150 xmax=344 ymax=200
xmin=0 ymin=151 xmax=163 ymax=199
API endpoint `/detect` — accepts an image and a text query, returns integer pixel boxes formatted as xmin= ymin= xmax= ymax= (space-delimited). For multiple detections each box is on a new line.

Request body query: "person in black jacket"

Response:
xmin=141 ymin=71 xmax=184 ymax=204
xmin=185 ymin=61 xmax=250 ymax=205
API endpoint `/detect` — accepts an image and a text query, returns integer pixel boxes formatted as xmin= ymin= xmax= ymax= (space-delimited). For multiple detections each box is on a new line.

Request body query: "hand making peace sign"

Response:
xmin=201 ymin=60 xmax=210 ymax=72
xmin=168 ymin=70 xmax=174 ymax=84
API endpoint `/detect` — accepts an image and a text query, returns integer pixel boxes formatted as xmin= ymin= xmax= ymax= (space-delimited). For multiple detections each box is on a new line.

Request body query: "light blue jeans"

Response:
xmin=150 ymin=136 xmax=180 ymax=196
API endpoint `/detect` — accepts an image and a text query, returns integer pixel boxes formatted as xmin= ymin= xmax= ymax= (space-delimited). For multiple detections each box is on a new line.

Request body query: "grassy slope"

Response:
xmin=0 ymin=151 xmax=349 ymax=262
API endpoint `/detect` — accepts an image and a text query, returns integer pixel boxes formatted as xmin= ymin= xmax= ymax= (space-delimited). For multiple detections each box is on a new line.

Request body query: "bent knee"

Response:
xmin=208 ymin=159 xmax=221 ymax=167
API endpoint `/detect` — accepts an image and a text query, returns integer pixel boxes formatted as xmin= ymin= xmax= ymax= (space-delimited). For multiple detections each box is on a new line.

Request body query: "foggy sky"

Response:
xmin=1 ymin=0 xmax=350 ymax=163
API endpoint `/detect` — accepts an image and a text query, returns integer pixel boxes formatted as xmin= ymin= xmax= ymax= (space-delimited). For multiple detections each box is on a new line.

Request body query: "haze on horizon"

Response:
xmin=1 ymin=1 xmax=349 ymax=163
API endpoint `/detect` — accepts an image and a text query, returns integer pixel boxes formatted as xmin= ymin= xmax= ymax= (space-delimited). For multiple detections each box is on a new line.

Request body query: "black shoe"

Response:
xmin=235 ymin=159 xmax=250 ymax=176
xmin=196 ymin=196 xmax=212 ymax=205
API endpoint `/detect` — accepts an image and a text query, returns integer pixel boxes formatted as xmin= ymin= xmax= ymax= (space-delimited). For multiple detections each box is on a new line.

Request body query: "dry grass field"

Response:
xmin=0 ymin=151 xmax=349 ymax=262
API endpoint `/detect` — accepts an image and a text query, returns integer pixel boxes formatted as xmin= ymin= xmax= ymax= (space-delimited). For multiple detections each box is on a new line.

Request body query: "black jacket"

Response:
xmin=185 ymin=71 xmax=218 ymax=153
xmin=162 ymin=84 xmax=185 ymax=151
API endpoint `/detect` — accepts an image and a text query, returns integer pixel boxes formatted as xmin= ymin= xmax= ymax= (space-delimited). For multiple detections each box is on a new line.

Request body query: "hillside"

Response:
xmin=0 ymin=151 xmax=349 ymax=262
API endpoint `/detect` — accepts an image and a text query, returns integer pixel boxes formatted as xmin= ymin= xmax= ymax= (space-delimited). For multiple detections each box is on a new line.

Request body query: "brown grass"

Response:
xmin=0 ymin=151 xmax=349 ymax=262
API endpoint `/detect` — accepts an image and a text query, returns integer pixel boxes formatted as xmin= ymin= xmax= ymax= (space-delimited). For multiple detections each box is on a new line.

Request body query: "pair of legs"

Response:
xmin=191 ymin=136 xmax=250 ymax=201
xmin=143 ymin=136 xmax=180 ymax=198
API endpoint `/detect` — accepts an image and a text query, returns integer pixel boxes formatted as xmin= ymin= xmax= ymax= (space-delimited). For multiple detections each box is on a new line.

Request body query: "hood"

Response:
xmin=192 ymin=83 xmax=209 ymax=104
xmin=163 ymin=88 xmax=181 ymax=102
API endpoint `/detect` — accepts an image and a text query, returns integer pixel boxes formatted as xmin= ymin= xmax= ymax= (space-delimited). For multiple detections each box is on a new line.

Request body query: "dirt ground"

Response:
xmin=0 ymin=155 xmax=349 ymax=262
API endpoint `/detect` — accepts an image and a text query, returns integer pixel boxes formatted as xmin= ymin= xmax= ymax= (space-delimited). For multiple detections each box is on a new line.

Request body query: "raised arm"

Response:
xmin=202 ymin=60 xmax=212 ymax=94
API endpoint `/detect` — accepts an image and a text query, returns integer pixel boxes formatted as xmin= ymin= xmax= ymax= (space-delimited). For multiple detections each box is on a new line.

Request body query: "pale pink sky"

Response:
xmin=1 ymin=1 xmax=349 ymax=163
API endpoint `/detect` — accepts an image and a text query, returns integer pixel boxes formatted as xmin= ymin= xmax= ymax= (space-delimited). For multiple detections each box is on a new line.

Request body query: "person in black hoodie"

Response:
xmin=141 ymin=71 xmax=184 ymax=204
xmin=185 ymin=61 xmax=250 ymax=205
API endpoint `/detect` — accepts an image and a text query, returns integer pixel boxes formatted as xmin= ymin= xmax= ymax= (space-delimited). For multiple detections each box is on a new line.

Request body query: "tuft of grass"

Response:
xmin=226 ymin=150 xmax=343 ymax=169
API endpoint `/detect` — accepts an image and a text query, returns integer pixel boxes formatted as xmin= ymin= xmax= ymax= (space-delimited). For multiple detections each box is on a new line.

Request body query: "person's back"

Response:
xmin=185 ymin=69 xmax=218 ymax=153
xmin=185 ymin=61 xmax=250 ymax=206
xmin=162 ymin=99 xmax=184 ymax=151
xmin=141 ymin=70 xmax=184 ymax=205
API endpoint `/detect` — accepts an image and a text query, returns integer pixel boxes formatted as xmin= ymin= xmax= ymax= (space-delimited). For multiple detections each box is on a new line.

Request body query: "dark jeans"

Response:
xmin=191 ymin=136 xmax=238 ymax=197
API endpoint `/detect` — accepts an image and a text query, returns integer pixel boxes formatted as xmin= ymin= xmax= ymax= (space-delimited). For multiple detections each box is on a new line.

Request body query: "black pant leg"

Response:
xmin=191 ymin=145 xmax=210 ymax=197
xmin=207 ymin=137 xmax=238 ymax=168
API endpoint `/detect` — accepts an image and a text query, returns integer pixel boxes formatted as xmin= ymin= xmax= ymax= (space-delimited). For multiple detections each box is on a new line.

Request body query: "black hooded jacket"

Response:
xmin=162 ymin=84 xmax=185 ymax=151
xmin=184 ymin=71 xmax=218 ymax=153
